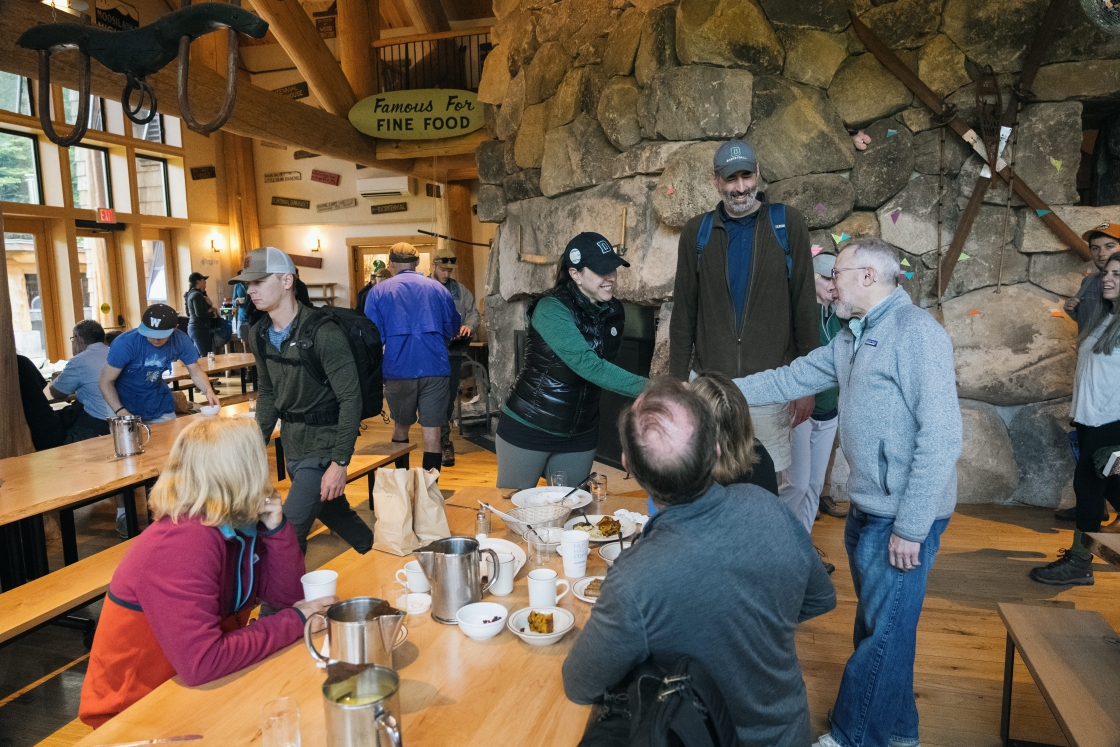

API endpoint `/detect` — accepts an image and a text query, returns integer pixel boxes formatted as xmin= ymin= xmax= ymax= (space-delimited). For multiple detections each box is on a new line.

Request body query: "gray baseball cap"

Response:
xmin=813 ymin=252 xmax=837 ymax=278
xmin=713 ymin=140 xmax=758 ymax=179
xmin=229 ymin=247 xmax=297 ymax=284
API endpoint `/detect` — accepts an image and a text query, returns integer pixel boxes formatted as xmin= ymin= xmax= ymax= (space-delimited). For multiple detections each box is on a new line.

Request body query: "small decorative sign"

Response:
xmin=264 ymin=170 xmax=301 ymax=183
xmin=294 ymin=150 xmax=321 ymax=160
xmin=349 ymin=89 xmax=485 ymax=140
xmin=315 ymin=16 xmax=336 ymax=38
xmin=317 ymin=197 xmax=358 ymax=213
xmin=273 ymin=82 xmax=310 ymax=101
xmin=311 ymin=169 xmax=341 ymax=186
xmin=97 ymin=207 xmax=115 ymax=223
xmin=272 ymin=196 xmax=311 ymax=209
xmin=426 ymin=183 xmax=441 ymax=198
xmin=190 ymin=165 xmax=216 ymax=180
xmin=291 ymin=255 xmax=324 ymax=269
xmin=95 ymin=0 xmax=139 ymax=31
xmin=371 ymin=202 xmax=408 ymax=215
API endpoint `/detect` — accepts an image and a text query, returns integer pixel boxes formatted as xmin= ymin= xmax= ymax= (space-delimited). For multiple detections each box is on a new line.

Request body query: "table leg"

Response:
xmin=368 ymin=472 xmax=375 ymax=510
xmin=124 ymin=486 xmax=141 ymax=538
xmin=240 ymin=368 xmax=247 ymax=394
xmin=0 ymin=522 xmax=27 ymax=591
xmin=20 ymin=516 xmax=50 ymax=580
xmin=275 ymin=437 xmax=286 ymax=481
xmin=60 ymin=509 xmax=79 ymax=565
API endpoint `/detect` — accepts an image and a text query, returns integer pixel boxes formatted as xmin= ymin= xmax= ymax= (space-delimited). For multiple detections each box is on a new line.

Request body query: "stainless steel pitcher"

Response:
xmin=108 ymin=415 xmax=151 ymax=457
xmin=413 ymin=537 xmax=499 ymax=624
xmin=322 ymin=662 xmax=402 ymax=747
xmin=305 ymin=597 xmax=406 ymax=669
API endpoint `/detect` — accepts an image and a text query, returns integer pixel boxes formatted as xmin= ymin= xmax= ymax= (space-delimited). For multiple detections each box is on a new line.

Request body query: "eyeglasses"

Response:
xmin=831 ymin=267 xmax=869 ymax=279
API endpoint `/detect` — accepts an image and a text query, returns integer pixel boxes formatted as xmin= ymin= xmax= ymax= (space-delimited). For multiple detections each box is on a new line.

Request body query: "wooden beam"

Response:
xmin=247 ymin=0 xmax=358 ymax=118
xmin=375 ymin=129 xmax=489 ymax=160
xmin=446 ymin=180 xmax=475 ymax=293
xmin=372 ymin=25 xmax=491 ymax=47
xmin=398 ymin=0 xmax=451 ymax=33
xmin=0 ymin=0 xmax=411 ymax=172
xmin=339 ymin=0 xmax=379 ymax=99
xmin=408 ymin=153 xmax=479 ymax=183
xmin=0 ymin=208 xmax=35 ymax=459
xmin=222 ymin=131 xmax=261 ymax=268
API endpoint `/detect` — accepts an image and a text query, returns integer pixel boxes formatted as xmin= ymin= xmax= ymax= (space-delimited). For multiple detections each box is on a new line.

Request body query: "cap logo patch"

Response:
xmin=569 ymin=248 xmax=582 ymax=264
xmin=597 ymin=240 xmax=612 ymax=255
xmin=1099 ymin=223 xmax=1110 ymax=230
xmin=150 ymin=318 xmax=161 ymax=327
xmin=611 ymin=327 xmax=618 ymax=336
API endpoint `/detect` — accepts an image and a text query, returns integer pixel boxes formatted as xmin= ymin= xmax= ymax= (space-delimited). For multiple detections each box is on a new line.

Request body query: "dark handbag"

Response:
xmin=578 ymin=657 xmax=741 ymax=747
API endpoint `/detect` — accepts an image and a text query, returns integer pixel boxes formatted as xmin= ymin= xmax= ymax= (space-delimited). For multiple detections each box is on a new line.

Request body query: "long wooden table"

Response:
xmin=164 ymin=352 xmax=258 ymax=398
xmin=75 ymin=487 xmax=643 ymax=747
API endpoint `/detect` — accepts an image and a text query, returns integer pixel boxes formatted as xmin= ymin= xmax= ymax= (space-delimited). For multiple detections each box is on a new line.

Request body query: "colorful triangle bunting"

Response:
xmin=1036 ymin=209 xmax=1050 ymax=217
xmin=900 ymin=258 xmax=911 ymax=267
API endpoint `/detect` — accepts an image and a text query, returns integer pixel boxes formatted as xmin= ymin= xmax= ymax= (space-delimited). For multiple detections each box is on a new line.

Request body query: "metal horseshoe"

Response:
xmin=123 ymin=72 xmax=158 ymax=124
xmin=36 ymin=48 xmax=91 ymax=147
xmin=176 ymin=0 xmax=240 ymax=134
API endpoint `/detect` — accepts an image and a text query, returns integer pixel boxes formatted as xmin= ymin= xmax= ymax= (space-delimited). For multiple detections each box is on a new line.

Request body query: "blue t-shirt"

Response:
xmin=53 ymin=342 xmax=113 ymax=420
xmin=232 ymin=283 xmax=251 ymax=323
xmin=721 ymin=205 xmax=758 ymax=330
xmin=106 ymin=329 xmax=198 ymax=419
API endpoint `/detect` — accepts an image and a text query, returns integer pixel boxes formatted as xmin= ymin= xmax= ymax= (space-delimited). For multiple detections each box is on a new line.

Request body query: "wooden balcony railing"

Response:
xmin=373 ymin=26 xmax=492 ymax=94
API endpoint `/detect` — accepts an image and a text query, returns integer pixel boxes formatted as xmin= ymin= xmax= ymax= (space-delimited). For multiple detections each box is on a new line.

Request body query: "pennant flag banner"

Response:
xmin=891 ymin=210 xmax=901 ymax=224
xmin=1036 ymin=209 xmax=1050 ymax=217
xmin=904 ymin=271 xmax=914 ymax=280
xmin=959 ymin=253 xmax=972 ymax=260
xmin=811 ymin=245 xmax=824 ymax=256
xmin=887 ymin=129 xmax=899 ymax=137
xmin=831 ymin=234 xmax=842 ymax=244
xmin=901 ymin=258 xmax=911 ymax=267
xmin=969 ymin=309 xmax=981 ymax=315
xmin=840 ymin=233 xmax=850 ymax=241
xmin=815 ymin=202 xmax=827 ymax=212
xmin=1050 ymin=157 xmax=1062 ymax=172
xmin=1051 ymin=310 xmax=1065 ymax=317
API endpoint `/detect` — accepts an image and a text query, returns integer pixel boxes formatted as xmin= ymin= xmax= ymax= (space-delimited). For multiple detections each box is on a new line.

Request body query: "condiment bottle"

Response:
xmin=475 ymin=508 xmax=491 ymax=537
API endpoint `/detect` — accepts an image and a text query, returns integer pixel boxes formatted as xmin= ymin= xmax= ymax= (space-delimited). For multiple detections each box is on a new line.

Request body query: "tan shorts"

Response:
xmin=750 ymin=401 xmax=792 ymax=472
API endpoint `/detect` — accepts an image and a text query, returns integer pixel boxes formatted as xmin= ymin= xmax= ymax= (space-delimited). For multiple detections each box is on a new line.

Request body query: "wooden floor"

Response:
xmin=5 ymin=402 xmax=1118 ymax=747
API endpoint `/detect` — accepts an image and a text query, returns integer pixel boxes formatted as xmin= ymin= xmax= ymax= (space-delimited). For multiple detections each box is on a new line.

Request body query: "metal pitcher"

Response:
xmin=413 ymin=537 xmax=499 ymax=624
xmin=108 ymin=415 xmax=151 ymax=457
xmin=305 ymin=597 xmax=406 ymax=669
xmin=322 ymin=662 xmax=402 ymax=747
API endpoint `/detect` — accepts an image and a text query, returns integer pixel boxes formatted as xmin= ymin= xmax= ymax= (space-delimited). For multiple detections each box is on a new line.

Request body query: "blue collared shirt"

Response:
xmin=364 ymin=270 xmax=461 ymax=379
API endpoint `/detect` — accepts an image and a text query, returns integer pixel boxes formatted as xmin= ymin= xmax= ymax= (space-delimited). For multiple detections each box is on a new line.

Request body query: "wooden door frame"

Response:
xmin=347 ymin=234 xmax=435 ymax=309
xmin=3 ymin=216 xmax=64 ymax=360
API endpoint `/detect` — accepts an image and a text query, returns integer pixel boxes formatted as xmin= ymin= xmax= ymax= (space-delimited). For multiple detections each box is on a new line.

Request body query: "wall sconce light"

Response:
xmin=211 ymin=239 xmax=219 ymax=252
xmin=312 ymin=238 xmax=322 ymax=252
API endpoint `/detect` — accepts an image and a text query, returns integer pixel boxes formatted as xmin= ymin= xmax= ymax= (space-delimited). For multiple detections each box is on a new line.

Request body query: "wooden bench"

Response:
xmin=997 ymin=603 xmax=1120 ymax=747
xmin=0 ymin=540 xmax=132 ymax=646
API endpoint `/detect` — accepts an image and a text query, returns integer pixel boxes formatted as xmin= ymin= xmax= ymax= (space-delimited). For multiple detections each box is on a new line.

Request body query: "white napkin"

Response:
xmin=613 ymin=509 xmax=648 ymax=527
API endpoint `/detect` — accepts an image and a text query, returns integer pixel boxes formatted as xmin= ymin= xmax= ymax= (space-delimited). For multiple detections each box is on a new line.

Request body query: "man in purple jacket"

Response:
xmin=364 ymin=242 xmax=460 ymax=473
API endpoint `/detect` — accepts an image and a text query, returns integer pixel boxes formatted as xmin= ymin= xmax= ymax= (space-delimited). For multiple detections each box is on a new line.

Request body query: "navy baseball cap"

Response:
xmin=564 ymin=232 xmax=630 ymax=275
xmin=138 ymin=303 xmax=178 ymax=339
xmin=714 ymin=140 xmax=758 ymax=179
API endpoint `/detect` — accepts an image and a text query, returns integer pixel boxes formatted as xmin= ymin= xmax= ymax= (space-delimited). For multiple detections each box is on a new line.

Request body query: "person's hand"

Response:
xmin=889 ymin=533 xmax=921 ymax=571
xmin=1065 ymin=296 xmax=1080 ymax=312
xmin=259 ymin=491 xmax=283 ymax=530
xmin=114 ymin=408 xmax=132 ymax=418
xmin=295 ymin=596 xmax=338 ymax=629
xmin=206 ymin=389 xmax=220 ymax=408
xmin=789 ymin=395 xmax=815 ymax=428
xmin=458 ymin=325 xmax=472 ymax=338
xmin=320 ymin=462 xmax=347 ymax=502
xmin=852 ymin=131 xmax=872 ymax=150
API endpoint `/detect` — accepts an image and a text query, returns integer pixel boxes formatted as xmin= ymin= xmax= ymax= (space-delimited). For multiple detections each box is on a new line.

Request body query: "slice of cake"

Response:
xmin=527 ymin=610 xmax=554 ymax=634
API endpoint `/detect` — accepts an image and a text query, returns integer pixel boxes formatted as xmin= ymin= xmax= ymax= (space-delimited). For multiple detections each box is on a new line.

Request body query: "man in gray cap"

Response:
xmin=234 ymin=246 xmax=373 ymax=554
xmin=429 ymin=245 xmax=481 ymax=466
xmin=668 ymin=139 xmax=819 ymax=479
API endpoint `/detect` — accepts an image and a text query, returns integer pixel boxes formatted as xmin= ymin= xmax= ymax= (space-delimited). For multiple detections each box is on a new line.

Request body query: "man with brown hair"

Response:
xmin=562 ymin=378 xmax=835 ymax=747
xmin=1064 ymin=223 xmax=1120 ymax=331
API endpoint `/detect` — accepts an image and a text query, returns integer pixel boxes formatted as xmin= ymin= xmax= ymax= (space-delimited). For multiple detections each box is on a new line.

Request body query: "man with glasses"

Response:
xmin=50 ymin=320 xmax=114 ymax=442
xmin=429 ymin=245 xmax=480 ymax=466
xmin=733 ymin=238 xmax=962 ymax=747
xmin=668 ymin=139 xmax=819 ymax=479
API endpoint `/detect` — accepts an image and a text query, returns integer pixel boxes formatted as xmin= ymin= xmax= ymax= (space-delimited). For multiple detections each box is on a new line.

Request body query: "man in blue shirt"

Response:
xmin=364 ymin=242 xmax=460 ymax=473
xmin=99 ymin=303 xmax=219 ymax=423
xmin=50 ymin=320 xmax=114 ymax=441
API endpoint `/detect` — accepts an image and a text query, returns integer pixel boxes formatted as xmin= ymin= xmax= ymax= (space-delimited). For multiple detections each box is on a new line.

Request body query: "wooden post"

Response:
xmin=399 ymin=0 xmax=450 ymax=33
xmin=339 ymin=0 xmax=378 ymax=100
xmin=446 ymin=181 xmax=475 ymax=294
xmin=0 ymin=208 xmax=36 ymax=459
xmin=222 ymin=132 xmax=261 ymax=270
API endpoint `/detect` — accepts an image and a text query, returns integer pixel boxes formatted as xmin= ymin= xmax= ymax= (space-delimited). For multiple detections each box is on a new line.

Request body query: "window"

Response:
xmin=0 ymin=128 xmax=42 ymax=204
xmin=69 ymin=144 xmax=112 ymax=209
xmin=143 ymin=239 xmax=168 ymax=302
xmin=132 ymin=111 xmax=164 ymax=143
xmin=76 ymin=235 xmax=113 ymax=326
xmin=5 ymin=231 xmax=47 ymax=364
xmin=62 ymin=88 xmax=105 ymax=131
xmin=0 ymin=72 xmax=33 ymax=116
xmin=135 ymin=155 xmax=170 ymax=216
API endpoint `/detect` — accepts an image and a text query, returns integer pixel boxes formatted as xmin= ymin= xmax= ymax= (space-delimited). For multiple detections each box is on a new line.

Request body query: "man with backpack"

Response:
xmin=233 ymin=247 xmax=373 ymax=554
xmin=667 ymin=140 xmax=819 ymax=476
xmin=364 ymin=242 xmax=460 ymax=474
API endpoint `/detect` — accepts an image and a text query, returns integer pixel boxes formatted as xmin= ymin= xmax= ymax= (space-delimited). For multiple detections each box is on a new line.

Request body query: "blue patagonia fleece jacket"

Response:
xmin=735 ymin=286 xmax=962 ymax=543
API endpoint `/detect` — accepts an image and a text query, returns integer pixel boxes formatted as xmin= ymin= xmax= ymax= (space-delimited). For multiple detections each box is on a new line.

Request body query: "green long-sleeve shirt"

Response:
xmin=253 ymin=305 xmax=362 ymax=463
xmin=502 ymin=296 xmax=648 ymax=434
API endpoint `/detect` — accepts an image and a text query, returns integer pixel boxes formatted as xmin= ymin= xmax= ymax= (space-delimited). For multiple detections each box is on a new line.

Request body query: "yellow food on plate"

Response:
xmin=528 ymin=611 xmax=554 ymax=634
xmin=596 ymin=516 xmax=622 ymax=537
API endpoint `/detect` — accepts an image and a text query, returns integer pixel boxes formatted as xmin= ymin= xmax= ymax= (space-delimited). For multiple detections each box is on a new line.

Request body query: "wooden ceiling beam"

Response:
xmin=0 ymin=0 xmax=414 ymax=173
xmin=397 ymin=0 xmax=451 ymax=33
xmin=339 ymin=0 xmax=379 ymax=99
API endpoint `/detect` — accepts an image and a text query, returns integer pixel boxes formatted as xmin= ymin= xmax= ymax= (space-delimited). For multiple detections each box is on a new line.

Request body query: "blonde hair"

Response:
xmin=689 ymin=372 xmax=760 ymax=485
xmin=149 ymin=418 xmax=272 ymax=528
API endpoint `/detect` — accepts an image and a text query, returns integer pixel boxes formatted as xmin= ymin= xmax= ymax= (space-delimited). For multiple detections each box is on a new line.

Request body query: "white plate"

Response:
xmin=510 ymin=486 xmax=593 ymax=510
xmin=507 ymin=606 xmax=575 ymax=646
xmin=573 ymin=576 xmax=605 ymax=604
xmin=598 ymin=541 xmax=634 ymax=566
xmin=478 ymin=537 xmax=526 ymax=579
xmin=564 ymin=515 xmax=638 ymax=543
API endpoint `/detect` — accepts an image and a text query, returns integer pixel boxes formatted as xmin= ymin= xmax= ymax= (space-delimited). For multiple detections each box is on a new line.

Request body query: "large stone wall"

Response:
xmin=477 ymin=0 xmax=1120 ymax=507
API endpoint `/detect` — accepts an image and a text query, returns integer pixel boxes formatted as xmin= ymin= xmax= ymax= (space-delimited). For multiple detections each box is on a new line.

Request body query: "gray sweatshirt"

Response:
xmin=735 ymin=286 xmax=962 ymax=543
xmin=562 ymin=482 xmax=836 ymax=747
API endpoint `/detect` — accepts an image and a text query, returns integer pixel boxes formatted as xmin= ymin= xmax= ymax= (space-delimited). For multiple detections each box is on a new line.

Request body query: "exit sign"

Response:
xmin=97 ymin=208 xmax=115 ymax=223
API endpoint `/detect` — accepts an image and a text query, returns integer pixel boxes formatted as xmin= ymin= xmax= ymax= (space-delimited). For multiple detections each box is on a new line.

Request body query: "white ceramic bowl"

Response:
xmin=456 ymin=602 xmax=508 ymax=640
xmin=597 ymin=541 xmax=634 ymax=566
xmin=200 ymin=405 xmax=220 ymax=417
xmin=507 ymin=606 xmax=575 ymax=647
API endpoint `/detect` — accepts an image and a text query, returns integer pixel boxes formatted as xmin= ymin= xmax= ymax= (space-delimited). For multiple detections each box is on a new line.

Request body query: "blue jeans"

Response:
xmin=830 ymin=507 xmax=949 ymax=747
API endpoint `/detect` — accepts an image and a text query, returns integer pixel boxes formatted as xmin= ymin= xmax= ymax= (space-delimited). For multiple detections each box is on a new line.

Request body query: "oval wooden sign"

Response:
xmin=349 ymin=89 xmax=484 ymax=140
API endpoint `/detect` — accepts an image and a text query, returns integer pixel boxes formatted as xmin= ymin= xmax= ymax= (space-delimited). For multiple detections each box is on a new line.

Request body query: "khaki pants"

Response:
xmin=750 ymin=401 xmax=793 ymax=473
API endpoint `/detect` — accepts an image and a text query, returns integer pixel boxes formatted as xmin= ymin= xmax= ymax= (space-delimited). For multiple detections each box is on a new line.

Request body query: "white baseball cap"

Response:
xmin=229 ymin=247 xmax=297 ymax=284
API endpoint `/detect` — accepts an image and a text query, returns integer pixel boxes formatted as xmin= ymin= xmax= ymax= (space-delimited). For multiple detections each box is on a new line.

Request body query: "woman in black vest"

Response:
xmin=497 ymin=232 xmax=648 ymax=489
xmin=185 ymin=271 xmax=217 ymax=356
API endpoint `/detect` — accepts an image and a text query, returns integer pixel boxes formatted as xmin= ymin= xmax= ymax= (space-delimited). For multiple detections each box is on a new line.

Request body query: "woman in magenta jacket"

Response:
xmin=80 ymin=417 xmax=336 ymax=727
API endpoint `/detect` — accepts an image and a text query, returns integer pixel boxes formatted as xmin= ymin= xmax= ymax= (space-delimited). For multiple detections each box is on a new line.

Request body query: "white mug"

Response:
xmin=527 ymin=568 xmax=570 ymax=607
xmin=558 ymin=530 xmax=590 ymax=579
xmin=300 ymin=570 xmax=338 ymax=602
xmin=396 ymin=560 xmax=431 ymax=593
xmin=489 ymin=552 xmax=515 ymax=596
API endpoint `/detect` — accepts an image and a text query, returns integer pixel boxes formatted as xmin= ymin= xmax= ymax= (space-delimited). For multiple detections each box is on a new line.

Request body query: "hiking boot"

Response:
xmin=1029 ymin=549 xmax=1094 ymax=586
xmin=820 ymin=495 xmax=849 ymax=518
xmin=441 ymin=441 xmax=455 ymax=467
xmin=116 ymin=513 xmax=129 ymax=539
xmin=1054 ymin=505 xmax=1109 ymax=521
xmin=815 ymin=546 xmax=835 ymax=575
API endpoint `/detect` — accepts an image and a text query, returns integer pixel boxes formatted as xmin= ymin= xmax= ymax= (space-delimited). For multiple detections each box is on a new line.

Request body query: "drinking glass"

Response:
xmin=527 ymin=533 xmax=555 ymax=566
xmin=261 ymin=697 xmax=300 ymax=747
xmin=549 ymin=470 xmax=567 ymax=488
xmin=590 ymin=474 xmax=608 ymax=504
xmin=382 ymin=581 xmax=410 ymax=611
xmin=249 ymin=397 xmax=257 ymax=413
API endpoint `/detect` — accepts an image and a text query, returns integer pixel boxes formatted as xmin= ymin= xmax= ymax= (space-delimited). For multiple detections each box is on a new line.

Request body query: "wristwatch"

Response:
xmin=334 ymin=459 xmax=350 ymax=467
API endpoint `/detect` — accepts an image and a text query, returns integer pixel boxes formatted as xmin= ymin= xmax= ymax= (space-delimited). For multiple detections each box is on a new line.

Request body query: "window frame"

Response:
xmin=0 ymin=126 xmax=44 ymax=205
xmin=135 ymin=153 xmax=171 ymax=217
xmin=68 ymin=142 xmax=114 ymax=210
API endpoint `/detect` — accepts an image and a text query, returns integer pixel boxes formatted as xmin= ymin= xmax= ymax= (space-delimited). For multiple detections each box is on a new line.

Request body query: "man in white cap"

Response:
xmin=234 ymin=247 xmax=373 ymax=554
xmin=429 ymin=245 xmax=480 ymax=466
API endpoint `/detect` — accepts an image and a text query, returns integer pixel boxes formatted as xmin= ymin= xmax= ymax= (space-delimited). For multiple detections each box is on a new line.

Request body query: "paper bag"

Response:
xmin=372 ymin=467 xmax=420 ymax=556
xmin=412 ymin=468 xmax=451 ymax=543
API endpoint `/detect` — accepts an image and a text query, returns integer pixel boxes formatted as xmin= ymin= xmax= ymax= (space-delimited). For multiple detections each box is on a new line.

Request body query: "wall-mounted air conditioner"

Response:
xmin=356 ymin=176 xmax=418 ymax=199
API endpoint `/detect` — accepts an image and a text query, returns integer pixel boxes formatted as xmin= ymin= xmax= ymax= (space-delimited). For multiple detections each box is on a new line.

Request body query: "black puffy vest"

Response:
xmin=505 ymin=281 xmax=626 ymax=436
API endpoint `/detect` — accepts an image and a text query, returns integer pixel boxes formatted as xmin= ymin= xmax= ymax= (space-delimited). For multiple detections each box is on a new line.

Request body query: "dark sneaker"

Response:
xmin=1029 ymin=549 xmax=1094 ymax=586
xmin=820 ymin=495 xmax=849 ymax=518
xmin=441 ymin=442 xmax=455 ymax=467
xmin=1054 ymin=505 xmax=1109 ymax=521
xmin=815 ymin=545 xmax=835 ymax=575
